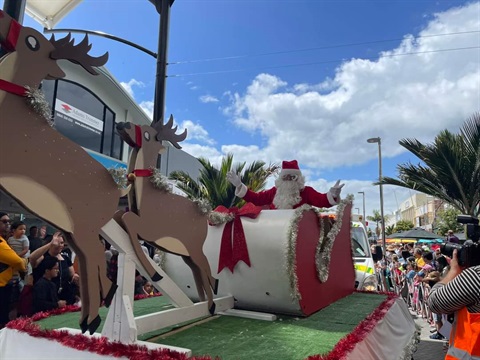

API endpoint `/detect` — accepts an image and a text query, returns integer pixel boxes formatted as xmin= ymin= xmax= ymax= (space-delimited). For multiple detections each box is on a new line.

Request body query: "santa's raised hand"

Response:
xmin=328 ymin=180 xmax=345 ymax=200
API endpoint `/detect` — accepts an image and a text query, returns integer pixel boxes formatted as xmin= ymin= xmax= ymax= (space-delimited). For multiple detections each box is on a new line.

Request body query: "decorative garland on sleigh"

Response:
xmin=286 ymin=195 xmax=353 ymax=301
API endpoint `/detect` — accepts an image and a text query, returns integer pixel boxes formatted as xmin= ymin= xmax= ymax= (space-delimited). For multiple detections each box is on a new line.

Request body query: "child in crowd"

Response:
xmin=7 ymin=221 xmax=31 ymax=319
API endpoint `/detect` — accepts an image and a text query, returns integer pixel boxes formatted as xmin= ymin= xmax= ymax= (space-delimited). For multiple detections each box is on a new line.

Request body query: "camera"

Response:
xmin=440 ymin=215 xmax=480 ymax=267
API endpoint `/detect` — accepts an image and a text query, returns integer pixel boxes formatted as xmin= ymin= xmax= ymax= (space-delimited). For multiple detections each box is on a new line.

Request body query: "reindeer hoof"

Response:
xmin=213 ymin=278 xmax=219 ymax=295
xmin=104 ymin=283 xmax=118 ymax=308
xmin=208 ymin=302 xmax=216 ymax=315
xmin=88 ymin=315 xmax=101 ymax=335
xmin=80 ymin=316 xmax=89 ymax=334
xmin=151 ymin=272 xmax=163 ymax=282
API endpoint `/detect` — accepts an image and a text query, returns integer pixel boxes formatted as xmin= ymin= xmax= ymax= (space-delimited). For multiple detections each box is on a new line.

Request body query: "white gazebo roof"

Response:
xmin=26 ymin=0 xmax=83 ymax=29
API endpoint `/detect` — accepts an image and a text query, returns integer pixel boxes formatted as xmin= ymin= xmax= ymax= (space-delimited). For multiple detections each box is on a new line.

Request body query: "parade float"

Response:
xmin=0 ymin=6 xmax=418 ymax=360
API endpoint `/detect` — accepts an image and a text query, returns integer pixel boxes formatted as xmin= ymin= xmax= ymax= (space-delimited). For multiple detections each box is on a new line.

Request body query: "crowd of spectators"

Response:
xmin=373 ymin=240 xmax=452 ymax=341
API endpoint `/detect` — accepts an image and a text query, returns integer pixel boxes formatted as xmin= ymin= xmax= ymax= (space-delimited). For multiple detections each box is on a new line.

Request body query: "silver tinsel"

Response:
xmin=285 ymin=195 xmax=354 ymax=300
xmin=156 ymin=250 xmax=167 ymax=270
xmin=193 ymin=198 xmax=212 ymax=215
xmin=25 ymin=86 xmax=54 ymax=126
xmin=208 ymin=211 xmax=235 ymax=226
xmin=108 ymin=167 xmax=128 ymax=189
xmin=399 ymin=324 xmax=421 ymax=360
xmin=315 ymin=194 xmax=354 ymax=283
xmin=285 ymin=204 xmax=312 ymax=301
xmin=150 ymin=168 xmax=172 ymax=193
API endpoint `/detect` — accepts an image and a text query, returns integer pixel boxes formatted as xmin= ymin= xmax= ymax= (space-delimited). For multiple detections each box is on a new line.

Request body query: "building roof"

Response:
xmin=26 ymin=0 xmax=83 ymax=29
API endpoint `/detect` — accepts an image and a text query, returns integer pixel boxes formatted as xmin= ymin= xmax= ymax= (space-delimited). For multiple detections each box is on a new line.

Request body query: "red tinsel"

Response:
xmin=6 ymin=317 xmax=216 ymax=360
xmin=306 ymin=291 xmax=398 ymax=360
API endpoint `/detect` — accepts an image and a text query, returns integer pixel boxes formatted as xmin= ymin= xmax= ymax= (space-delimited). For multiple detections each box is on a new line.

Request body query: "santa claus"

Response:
xmin=227 ymin=160 xmax=344 ymax=210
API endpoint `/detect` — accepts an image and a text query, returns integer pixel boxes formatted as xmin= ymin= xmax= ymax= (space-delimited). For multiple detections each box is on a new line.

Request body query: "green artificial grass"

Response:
xmin=37 ymin=292 xmax=387 ymax=359
xmin=154 ymin=292 xmax=386 ymax=360
xmin=37 ymin=296 xmax=175 ymax=340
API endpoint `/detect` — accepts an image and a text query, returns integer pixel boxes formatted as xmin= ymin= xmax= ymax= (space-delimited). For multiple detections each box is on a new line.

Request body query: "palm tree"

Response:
xmin=169 ymin=153 xmax=279 ymax=209
xmin=367 ymin=210 xmax=383 ymax=236
xmin=379 ymin=113 xmax=479 ymax=217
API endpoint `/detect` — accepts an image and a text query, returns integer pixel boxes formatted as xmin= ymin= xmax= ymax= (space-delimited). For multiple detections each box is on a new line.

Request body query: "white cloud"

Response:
xmin=120 ymin=79 xmax=144 ymax=99
xmin=179 ymin=120 xmax=216 ymax=145
xmin=222 ymin=3 xmax=479 ymax=169
xmin=181 ymin=143 xmax=222 ymax=163
xmin=139 ymin=101 xmax=154 ymax=119
xmin=199 ymin=95 xmax=219 ymax=103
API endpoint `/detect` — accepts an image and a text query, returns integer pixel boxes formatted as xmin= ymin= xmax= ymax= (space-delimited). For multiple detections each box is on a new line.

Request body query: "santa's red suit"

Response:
xmin=242 ymin=186 xmax=334 ymax=209
xmin=230 ymin=160 xmax=341 ymax=210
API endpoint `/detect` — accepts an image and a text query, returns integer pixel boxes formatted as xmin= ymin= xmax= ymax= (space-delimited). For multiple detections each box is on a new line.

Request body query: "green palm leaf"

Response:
xmin=379 ymin=112 xmax=480 ymax=216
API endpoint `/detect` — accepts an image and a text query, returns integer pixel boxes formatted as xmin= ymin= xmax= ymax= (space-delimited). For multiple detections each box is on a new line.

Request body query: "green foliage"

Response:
xmin=379 ymin=113 xmax=480 ymax=217
xmin=169 ymin=153 xmax=279 ymax=208
xmin=435 ymin=207 xmax=464 ymax=236
xmin=385 ymin=225 xmax=395 ymax=236
xmin=394 ymin=220 xmax=415 ymax=233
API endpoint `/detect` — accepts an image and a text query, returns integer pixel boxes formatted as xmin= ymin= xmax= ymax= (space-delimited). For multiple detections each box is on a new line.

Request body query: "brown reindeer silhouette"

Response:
xmin=115 ymin=116 xmax=218 ymax=313
xmin=0 ymin=11 xmax=131 ymax=334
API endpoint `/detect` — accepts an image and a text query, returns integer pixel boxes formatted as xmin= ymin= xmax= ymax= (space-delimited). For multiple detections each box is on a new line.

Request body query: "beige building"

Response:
xmin=389 ymin=193 xmax=444 ymax=232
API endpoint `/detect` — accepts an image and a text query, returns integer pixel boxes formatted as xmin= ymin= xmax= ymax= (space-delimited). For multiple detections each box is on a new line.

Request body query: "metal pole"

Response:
xmin=378 ymin=139 xmax=386 ymax=257
xmin=358 ymin=191 xmax=366 ymax=227
xmin=152 ymin=0 xmax=172 ymax=126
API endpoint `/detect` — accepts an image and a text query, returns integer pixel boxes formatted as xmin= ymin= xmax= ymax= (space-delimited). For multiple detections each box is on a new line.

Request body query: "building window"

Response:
xmin=42 ymin=79 xmax=123 ymax=160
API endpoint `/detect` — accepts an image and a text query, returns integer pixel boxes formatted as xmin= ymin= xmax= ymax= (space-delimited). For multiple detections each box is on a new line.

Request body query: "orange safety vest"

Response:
xmin=445 ymin=307 xmax=480 ymax=360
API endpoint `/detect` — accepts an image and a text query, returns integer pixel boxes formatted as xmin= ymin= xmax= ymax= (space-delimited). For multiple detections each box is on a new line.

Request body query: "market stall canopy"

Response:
xmin=26 ymin=0 xmax=82 ymax=29
xmin=386 ymin=239 xmax=417 ymax=243
xmin=386 ymin=232 xmax=407 ymax=239
xmin=395 ymin=228 xmax=441 ymax=239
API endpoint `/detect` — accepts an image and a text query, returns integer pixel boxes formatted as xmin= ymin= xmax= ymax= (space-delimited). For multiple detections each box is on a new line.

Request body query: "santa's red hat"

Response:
xmin=280 ymin=160 xmax=302 ymax=177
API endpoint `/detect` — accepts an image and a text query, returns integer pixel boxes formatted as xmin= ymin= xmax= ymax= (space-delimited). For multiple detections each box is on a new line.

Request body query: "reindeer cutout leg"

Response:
xmin=113 ymin=210 xmax=126 ymax=230
xmin=70 ymin=243 xmax=91 ymax=333
xmin=182 ymin=256 xmax=207 ymax=301
xmin=188 ymin=252 xmax=217 ymax=313
xmin=190 ymin=251 xmax=219 ymax=295
xmin=120 ymin=212 xmax=162 ymax=281
xmin=66 ymin=233 xmax=114 ymax=334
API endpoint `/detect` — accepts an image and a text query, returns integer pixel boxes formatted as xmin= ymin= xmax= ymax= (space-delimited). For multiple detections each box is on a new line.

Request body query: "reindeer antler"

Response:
xmin=154 ymin=115 xmax=187 ymax=149
xmin=50 ymin=34 xmax=108 ymax=75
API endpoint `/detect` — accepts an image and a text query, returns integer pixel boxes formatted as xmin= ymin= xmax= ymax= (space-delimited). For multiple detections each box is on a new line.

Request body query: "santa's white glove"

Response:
xmin=327 ymin=180 xmax=345 ymax=205
xmin=227 ymin=171 xmax=242 ymax=187
xmin=227 ymin=171 xmax=248 ymax=198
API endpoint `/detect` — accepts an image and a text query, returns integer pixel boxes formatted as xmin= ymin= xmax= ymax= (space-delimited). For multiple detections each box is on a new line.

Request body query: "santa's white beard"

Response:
xmin=273 ymin=176 xmax=305 ymax=209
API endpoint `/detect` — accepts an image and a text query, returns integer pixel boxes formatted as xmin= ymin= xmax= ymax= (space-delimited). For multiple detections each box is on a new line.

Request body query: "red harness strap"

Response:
xmin=0 ymin=12 xmax=21 ymax=52
xmin=135 ymin=125 xmax=143 ymax=148
xmin=0 ymin=79 xmax=27 ymax=96
xmin=133 ymin=169 xmax=154 ymax=177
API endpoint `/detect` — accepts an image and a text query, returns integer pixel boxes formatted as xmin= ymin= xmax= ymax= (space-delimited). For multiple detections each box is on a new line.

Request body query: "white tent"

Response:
xmin=26 ymin=0 xmax=82 ymax=29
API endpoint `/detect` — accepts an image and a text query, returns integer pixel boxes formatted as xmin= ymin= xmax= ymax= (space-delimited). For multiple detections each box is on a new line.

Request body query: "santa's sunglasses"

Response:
xmin=282 ymin=174 xmax=298 ymax=181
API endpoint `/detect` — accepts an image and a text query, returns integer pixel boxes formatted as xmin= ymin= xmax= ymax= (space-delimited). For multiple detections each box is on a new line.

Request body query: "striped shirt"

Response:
xmin=427 ymin=265 xmax=480 ymax=314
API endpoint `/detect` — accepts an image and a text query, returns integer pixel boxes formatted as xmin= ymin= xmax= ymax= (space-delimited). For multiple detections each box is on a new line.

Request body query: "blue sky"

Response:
xmin=23 ymin=0 xmax=480 ymax=226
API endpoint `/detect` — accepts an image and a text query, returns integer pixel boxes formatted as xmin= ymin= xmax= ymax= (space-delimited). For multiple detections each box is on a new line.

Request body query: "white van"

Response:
xmin=351 ymin=221 xmax=378 ymax=291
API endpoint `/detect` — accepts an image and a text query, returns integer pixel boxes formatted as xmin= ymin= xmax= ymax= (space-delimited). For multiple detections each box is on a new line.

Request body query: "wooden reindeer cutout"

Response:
xmin=0 ymin=11 xmax=124 ymax=334
xmin=115 ymin=115 xmax=218 ymax=313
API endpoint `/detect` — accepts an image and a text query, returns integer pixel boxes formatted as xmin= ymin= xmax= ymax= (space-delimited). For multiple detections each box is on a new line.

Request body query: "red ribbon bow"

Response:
xmin=215 ymin=202 xmax=262 ymax=273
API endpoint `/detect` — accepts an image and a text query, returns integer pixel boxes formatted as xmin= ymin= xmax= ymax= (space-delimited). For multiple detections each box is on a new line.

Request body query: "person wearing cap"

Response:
xmin=227 ymin=160 xmax=344 ymax=210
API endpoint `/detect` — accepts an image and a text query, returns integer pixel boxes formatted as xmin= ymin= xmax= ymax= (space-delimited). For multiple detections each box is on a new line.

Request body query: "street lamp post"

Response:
xmin=367 ymin=137 xmax=386 ymax=257
xmin=358 ymin=191 xmax=366 ymax=227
